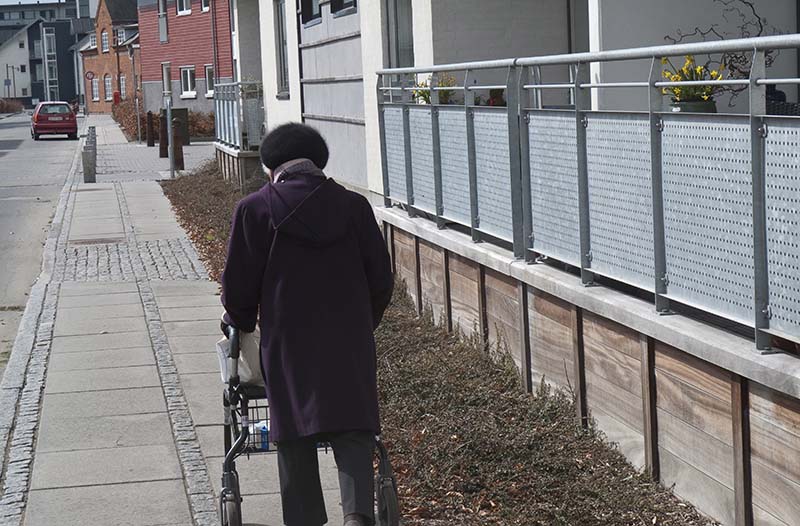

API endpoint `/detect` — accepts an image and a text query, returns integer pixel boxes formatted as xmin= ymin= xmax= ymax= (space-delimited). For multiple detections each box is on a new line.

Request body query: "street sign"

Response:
xmin=85 ymin=71 xmax=95 ymax=80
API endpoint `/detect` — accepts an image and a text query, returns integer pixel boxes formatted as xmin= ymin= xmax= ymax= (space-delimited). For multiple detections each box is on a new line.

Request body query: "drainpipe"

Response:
xmin=294 ymin=0 xmax=305 ymax=120
xmin=211 ymin=0 xmax=219 ymax=85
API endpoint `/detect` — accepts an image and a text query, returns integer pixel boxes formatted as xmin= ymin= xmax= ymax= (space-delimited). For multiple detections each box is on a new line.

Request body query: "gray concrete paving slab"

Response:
xmin=162 ymin=320 xmax=220 ymax=337
xmin=195 ymin=425 xmax=223 ymax=459
xmin=51 ymin=332 xmax=152 ymax=353
xmin=49 ymin=347 xmax=155 ymax=372
xmin=24 ymin=479 xmax=192 ymax=526
xmin=180 ymin=373 xmax=222 ymax=426
xmin=151 ymin=281 xmax=219 ymax=297
xmin=53 ymin=315 xmax=147 ymax=337
xmin=36 ymin=413 xmax=173 ymax=453
xmin=44 ymin=365 xmax=161 ymax=394
xmin=30 ymin=444 xmax=182 ymax=489
xmin=155 ymin=294 xmax=222 ymax=309
xmin=54 ymin=303 xmax=144 ymax=324
xmin=166 ymin=334 xmax=220 ymax=354
xmin=231 ymin=488 xmax=344 ymax=526
xmin=59 ymin=282 xmax=139 ymax=297
xmin=40 ymin=387 xmax=166 ymax=419
xmin=57 ymin=291 xmax=142 ymax=309
xmin=206 ymin=450 xmax=341 ymax=496
xmin=159 ymin=306 xmax=222 ymax=322
xmin=173 ymin=352 xmax=219 ymax=375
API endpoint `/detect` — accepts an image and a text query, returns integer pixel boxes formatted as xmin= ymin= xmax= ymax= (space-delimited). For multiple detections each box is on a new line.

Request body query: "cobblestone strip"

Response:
xmin=139 ymin=280 xmax=219 ymax=526
xmin=0 ymin=284 xmax=58 ymax=523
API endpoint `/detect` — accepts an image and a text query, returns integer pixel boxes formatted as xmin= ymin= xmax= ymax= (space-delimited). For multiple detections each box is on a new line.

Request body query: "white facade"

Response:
xmin=255 ymin=0 xmax=800 ymax=196
xmin=231 ymin=0 xmax=263 ymax=82
xmin=0 ymin=26 xmax=32 ymax=99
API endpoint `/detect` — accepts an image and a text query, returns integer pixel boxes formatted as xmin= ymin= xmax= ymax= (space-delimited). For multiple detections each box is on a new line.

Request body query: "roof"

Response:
xmin=0 ymin=19 xmax=39 ymax=52
xmin=70 ymin=17 xmax=95 ymax=36
xmin=120 ymin=31 xmax=138 ymax=47
xmin=104 ymin=0 xmax=138 ymax=24
xmin=70 ymin=33 xmax=91 ymax=52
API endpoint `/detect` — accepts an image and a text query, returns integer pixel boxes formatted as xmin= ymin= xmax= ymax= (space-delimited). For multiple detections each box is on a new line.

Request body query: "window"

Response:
xmin=385 ymin=0 xmax=414 ymax=68
xmin=202 ymin=0 xmax=209 ymax=11
xmin=300 ymin=0 xmax=320 ymax=24
xmin=66 ymin=8 xmax=76 ymax=17
xmin=161 ymin=63 xmax=171 ymax=93
xmin=177 ymin=0 xmax=191 ymax=15
xmin=120 ymin=74 xmax=126 ymax=99
xmin=89 ymin=33 xmax=96 ymax=48
xmin=24 ymin=10 xmax=34 ymax=19
xmin=9 ymin=12 xmax=20 ymax=20
xmin=101 ymin=30 xmax=109 ymax=52
xmin=115 ymin=28 xmax=126 ymax=45
xmin=79 ymin=0 xmax=90 ymax=18
xmin=204 ymin=65 xmax=214 ymax=96
xmin=41 ymin=104 xmax=71 ymax=114
xmin=274 ymin=0 xmax=289 ymax=98
xmin=104 ymin=74 xmax=112 ymax=100
xmin=158 ymin=0 xmax=168 ymax=42
xmin=35 ymin=64 xmax=43 ymax=81
xmin=20 ymin=65 xmax=26 ymax=73
xmin=91 ymin=78 xmax=99 ymax=101
xmin=18 ymin=41 xmax=24 ymax=49
xmin=180 ymin=66 xmax=196 ymax=97
xmin=22 ymin=88 xmax=28 ymax=96
xmin=331 ymin=0 xmax=355 ymax=14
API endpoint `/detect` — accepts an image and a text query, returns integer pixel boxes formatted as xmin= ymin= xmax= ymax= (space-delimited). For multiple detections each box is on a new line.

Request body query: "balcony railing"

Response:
xmin=377 ymin=34 xmax=800 ymax=352
xmin=214 ymin=81 xmax=264 ymax=151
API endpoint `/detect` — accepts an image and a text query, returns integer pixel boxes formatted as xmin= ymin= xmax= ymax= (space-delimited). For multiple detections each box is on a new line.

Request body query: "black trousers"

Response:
xmin=277 ymin=431 xmax=375 ymax=526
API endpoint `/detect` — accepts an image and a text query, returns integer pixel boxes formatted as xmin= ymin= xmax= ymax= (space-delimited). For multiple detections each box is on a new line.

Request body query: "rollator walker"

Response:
xmin=219 ymin=326 xmax=400 ymax=526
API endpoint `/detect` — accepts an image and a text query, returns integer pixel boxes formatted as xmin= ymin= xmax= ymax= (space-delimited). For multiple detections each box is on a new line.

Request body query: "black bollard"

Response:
xmin=146 ymin=111 xmax=155 ymax=147
xmin=159 ymin=112 xmax=168 ymax=158
xmin=173 ymin=118 xmax=185 ymax=171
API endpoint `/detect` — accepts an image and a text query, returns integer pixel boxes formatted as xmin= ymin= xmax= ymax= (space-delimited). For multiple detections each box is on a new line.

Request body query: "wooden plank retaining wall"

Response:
xmin=384 ymin=221 xmax=800 ymax=526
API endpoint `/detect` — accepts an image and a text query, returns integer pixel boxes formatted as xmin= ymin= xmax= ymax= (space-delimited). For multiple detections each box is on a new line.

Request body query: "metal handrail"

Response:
xmin=378 ymin=34 xmax=800 ymax=75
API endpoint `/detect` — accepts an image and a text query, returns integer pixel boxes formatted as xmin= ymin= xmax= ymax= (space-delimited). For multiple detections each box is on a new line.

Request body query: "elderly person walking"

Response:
xmin=220 ymin=123 xmax=394 ymax=526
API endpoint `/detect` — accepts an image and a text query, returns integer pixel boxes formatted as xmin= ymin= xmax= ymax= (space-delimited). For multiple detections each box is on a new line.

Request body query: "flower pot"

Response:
xmin=670 ymin=100 xmax=717 ymax=113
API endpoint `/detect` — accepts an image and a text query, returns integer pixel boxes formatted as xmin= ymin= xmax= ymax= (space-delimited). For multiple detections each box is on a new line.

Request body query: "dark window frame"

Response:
xmin=300 ymin=0 xmax=321 ymax=25
xmin=331 ymin=0 xmax=356 ymax=16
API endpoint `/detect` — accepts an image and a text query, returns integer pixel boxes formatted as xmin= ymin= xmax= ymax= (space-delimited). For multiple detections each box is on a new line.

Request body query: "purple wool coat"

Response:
xmin=221 ymin=159 xmax=393 ymax=442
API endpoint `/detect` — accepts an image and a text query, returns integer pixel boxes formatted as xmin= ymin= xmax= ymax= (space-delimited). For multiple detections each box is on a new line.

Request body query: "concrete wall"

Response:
xmin=258 ymin=0 xmax=302 ymax=127
xmin=380 ymin=206 xmax=800 ymax=526
xmin=588 ymin=0 xmax=799 ymax=112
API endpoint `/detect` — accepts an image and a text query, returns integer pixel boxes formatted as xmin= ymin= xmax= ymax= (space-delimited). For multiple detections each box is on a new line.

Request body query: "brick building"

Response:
xmin=80 ymin=0 xmax=140 ymax=114
xmin=137 ymin=0 xmax=233 ymax=114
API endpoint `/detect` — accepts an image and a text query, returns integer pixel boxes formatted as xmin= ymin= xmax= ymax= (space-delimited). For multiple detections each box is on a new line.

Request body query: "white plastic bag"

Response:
xmin=216 ymin=324 xmax=265 ymax=387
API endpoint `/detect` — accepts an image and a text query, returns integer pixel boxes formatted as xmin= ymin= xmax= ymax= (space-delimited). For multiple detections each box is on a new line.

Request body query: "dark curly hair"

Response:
xmin=260 ymin=122 xmax=329 ymax=170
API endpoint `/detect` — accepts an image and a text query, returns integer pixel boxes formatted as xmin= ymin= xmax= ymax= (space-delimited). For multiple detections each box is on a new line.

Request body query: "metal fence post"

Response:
xmin=519 ymin=66 xmax=534 ymax=263
xmin=507 ymin=64 xmax=525 ymax=259
xmin=750 ymin=50 xmax=771 ymax=352
xmin=401 ymin=73 xmax=415 ymax=216
xmin=430 ymin=73 xmax=445 ymax=229
xmin=574 ymin=62 xmax=593 ymax=285
xmin=464 ymin=69 xmax=480 ymax=242
xmin=377 ymin=75 xmax=392 ymax=207
xmin=649 ymin=57 xmax=671 ymax=314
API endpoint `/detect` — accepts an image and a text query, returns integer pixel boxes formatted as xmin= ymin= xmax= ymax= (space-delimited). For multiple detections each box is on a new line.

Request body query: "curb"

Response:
xmin=0 ymin=130 xmax=83 ymax=522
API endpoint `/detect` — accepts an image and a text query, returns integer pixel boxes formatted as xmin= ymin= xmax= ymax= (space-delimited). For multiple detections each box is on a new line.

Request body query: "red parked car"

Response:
xmin=30 ymin=102 xmax=78 ymax=140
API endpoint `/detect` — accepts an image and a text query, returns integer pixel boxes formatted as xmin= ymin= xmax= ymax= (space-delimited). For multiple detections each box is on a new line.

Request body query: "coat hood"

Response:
xmin=264 ymin=159 xmax=350 ymax=246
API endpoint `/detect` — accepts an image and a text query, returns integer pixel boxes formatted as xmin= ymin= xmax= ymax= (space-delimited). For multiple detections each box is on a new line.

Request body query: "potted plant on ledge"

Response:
xmin=662 ymin=55 xmax=725 ymax=113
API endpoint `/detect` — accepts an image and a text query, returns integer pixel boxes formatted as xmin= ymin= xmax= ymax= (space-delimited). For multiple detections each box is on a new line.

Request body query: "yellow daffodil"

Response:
xmin=661 ymin=57 xmax=669 ymax=65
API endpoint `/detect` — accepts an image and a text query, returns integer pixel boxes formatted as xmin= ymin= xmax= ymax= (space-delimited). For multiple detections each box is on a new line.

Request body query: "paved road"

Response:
xmin=0 ymin=112 xmax=79 ymax=372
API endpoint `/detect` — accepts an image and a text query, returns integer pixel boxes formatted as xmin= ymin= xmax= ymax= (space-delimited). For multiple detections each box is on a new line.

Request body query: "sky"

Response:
xmin=0 ymin=0 xmax=68 ymax=7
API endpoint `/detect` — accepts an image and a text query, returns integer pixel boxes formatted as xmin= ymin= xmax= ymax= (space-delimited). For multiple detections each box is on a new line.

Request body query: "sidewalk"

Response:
xmin=0 ymin=117 xmax=343 ymax=525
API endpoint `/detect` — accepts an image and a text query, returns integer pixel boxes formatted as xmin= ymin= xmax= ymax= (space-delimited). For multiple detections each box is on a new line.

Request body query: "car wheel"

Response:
xmin=69 ymin=133 xmax=78 ymax=140
xmin=33 ymin=134 xmax=40 ymax=141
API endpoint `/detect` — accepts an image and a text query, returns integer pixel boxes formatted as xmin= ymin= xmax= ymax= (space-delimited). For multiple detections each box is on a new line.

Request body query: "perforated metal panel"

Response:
xmin=586 ymin=113 xmax=654 ymax=290
xmin=473 ymin=108 xmax=512 ymax=241
xmin=383 ymin=106 xmax=407 ymax=203
xmin=408 ymin=107 xmax=436 ymax=213
xmin=438 ymin=107 xmax=471 ymax=226
xmin=661 ymin=114 xmax=753 ymax=324
xmin=528 ymin=110 xmax=580 ymax=266
xmin=764 ymin=117 xmax=800 ymax=338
